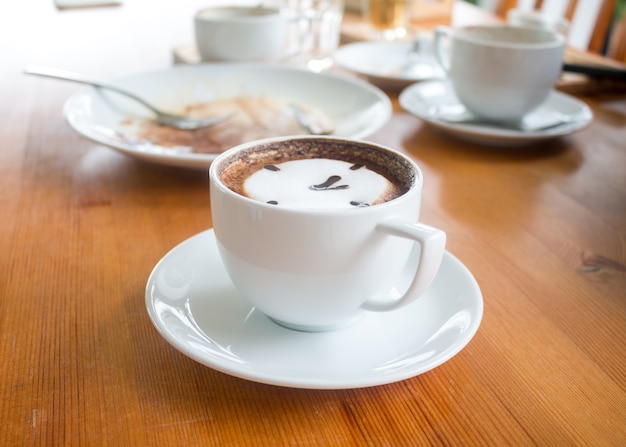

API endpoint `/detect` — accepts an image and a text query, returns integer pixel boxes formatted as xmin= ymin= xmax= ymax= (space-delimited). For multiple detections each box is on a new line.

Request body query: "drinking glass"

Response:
xmin=277 ymin=0 xmax=345 ymax=72
xmin=362 ymin=0 xmax=413 ymax=40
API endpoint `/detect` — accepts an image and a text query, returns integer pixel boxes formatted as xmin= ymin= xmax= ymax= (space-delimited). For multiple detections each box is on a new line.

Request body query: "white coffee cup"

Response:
xmin=507 ymin=9 xmax=569 ymax=37
xmin=194 ymin=6 xmax=292 ymax=62
xmin=209 ymin=136 xmax=446 ymax=332
xmin=434 ymin=25 xmax=565 ymax=122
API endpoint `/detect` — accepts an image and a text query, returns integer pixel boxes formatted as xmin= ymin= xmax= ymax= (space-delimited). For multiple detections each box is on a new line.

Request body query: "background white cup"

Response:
xmin=194 ymin=6 xmax=293 ymax=62
xmin=434 ymin=25 xmax=565 ymax=122
xmin=209 ymin=136 xmax=446 ymax=332
xmin=507 ymin=9 xmax=569 ymax=37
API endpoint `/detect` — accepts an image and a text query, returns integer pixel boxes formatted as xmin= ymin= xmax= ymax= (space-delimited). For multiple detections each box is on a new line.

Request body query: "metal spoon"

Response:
xmin=426 ymin=104 xmax=576 ymax=132
xmin=289 ymin=103 xmax=334 ymax=135
xmin=401 ymin=36 xmax=423 ymax=75
xmin=24 ymin=66 xmax=233 ymax=130
xmin=434 ymin=116 xmax=574 ymax=132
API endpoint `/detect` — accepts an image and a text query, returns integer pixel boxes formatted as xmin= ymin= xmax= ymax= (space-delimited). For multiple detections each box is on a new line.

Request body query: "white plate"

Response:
xmin=399 ymin=80 xmax=593 ymax=146
xmin=63 ymin=64 xmax=392 ymax=169
xmin=145 ymin=229 xmax=483 ymax=389
xmin=335 ymin=41 xmax=445 ymax=90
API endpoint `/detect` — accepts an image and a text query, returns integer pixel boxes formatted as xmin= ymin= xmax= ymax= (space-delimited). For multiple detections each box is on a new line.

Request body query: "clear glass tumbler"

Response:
xmin=279 ymin=0 xmax=345 ymax=72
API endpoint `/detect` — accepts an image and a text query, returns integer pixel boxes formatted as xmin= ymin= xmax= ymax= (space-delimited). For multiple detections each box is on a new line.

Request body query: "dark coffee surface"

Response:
xmin=216 ymin=138 xmax=415 ymax=207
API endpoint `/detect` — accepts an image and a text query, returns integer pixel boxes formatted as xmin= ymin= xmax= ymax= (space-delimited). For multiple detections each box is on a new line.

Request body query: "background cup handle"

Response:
xmin=433 ymin=26 xmax=452 ymax=74
xmin=361 ymin=219 xmax=446 ymax=312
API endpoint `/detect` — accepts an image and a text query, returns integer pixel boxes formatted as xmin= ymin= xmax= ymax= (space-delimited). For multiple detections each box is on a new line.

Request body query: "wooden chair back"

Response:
xmin=492 ymin=0 xmax=625 ymax=62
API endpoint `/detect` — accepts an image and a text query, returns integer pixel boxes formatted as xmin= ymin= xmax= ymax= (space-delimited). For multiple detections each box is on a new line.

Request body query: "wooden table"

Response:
xmin=1 ymin=1 xmax=625 ymax=445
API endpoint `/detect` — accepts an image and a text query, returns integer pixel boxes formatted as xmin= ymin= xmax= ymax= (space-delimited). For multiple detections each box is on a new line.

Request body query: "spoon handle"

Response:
xmin=562 ymin=63 xmax=626 ymax=80
xmin=23 ymin=65 xmax=158 ymax=114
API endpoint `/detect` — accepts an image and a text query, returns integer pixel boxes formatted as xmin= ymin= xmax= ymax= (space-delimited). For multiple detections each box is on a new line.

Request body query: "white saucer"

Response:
xmin=399 ymin=80 xmax=593 ymax=146
xmin=146 ymin=230 xmax=482 ymax=389
xmin=335 ymin=41 xmax=445 ymax=90
xmin=64 ymin=64 xmax=391 ymax=169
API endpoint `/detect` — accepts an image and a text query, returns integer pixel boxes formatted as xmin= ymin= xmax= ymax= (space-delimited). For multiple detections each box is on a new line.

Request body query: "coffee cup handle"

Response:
xmin=361 ymin=219 xmax=446 ymax=312
xmin=433 ymin=26 xmax=452 ymax=74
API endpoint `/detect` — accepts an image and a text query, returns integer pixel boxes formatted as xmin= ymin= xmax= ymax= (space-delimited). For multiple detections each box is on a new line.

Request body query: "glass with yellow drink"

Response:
xmin=364 ymin=0 xmax=412 ymax=40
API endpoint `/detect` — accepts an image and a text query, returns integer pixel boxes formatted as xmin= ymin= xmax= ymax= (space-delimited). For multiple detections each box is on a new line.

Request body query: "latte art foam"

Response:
xmin=243 ymin=159 xmax=394 ymax=209
xmin=216 ymin=139 xmax=415 ymax=210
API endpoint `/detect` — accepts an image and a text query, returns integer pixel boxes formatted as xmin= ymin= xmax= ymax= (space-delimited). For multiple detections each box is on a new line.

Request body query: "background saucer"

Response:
xmin=399 ymin=80 xmax=593 ymax=146
xmin=65 ymin=64 xmax=391 ymax=169
xmin=335 ymin=41 xmax=445 ymax=90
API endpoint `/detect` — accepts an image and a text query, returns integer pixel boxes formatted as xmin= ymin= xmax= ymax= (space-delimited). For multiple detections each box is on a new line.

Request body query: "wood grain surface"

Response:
xmin=1 ymin=1 xmax=625 ymax=446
